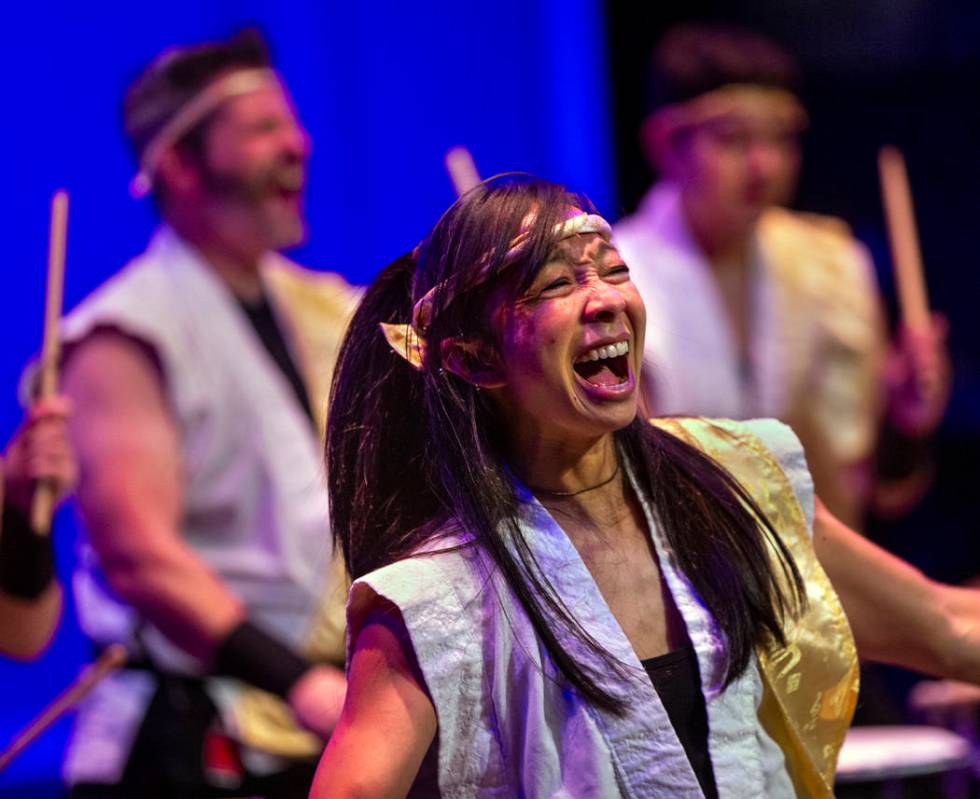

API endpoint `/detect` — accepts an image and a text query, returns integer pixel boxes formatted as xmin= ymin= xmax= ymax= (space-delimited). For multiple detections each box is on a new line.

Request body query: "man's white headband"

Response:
xmin=129 ymin=67 xmax=277 ymax=198
xmin=647 ymin=84 xmax=808 ymax=143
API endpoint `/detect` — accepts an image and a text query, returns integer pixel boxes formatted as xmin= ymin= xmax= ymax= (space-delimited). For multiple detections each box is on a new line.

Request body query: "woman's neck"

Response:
xmin=534 ymin=470 xmax=635 ymax=540
xmin=511 ymin=429 xmax=629 ymax=528
xmin=512 ymin=428 xmax=617 ymax=491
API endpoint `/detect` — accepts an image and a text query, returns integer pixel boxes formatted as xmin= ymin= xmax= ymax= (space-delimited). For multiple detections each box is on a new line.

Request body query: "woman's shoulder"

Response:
xmin=346 ymin=530 xmax=489 ymax=673
xmin=650 ymin=414 xmax=799 ymax=456
xmin=649 ymin=416 xmax=814 ymax=530
xmin=348 ymin=528 xmax=484 ymax=619
xmin=719 ymin=417 xmax=806 ymax=469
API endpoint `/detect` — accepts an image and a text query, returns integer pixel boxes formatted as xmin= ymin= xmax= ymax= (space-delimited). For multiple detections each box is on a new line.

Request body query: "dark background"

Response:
xmin=607 ymin=0 xmax=980 ymax=729
xmin=607 ymin=0 xmax=980 ymax=583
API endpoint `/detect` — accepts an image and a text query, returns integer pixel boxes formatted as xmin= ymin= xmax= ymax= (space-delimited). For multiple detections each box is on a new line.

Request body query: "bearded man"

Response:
xmin=57 ymin=30 xmax=357 ymax=798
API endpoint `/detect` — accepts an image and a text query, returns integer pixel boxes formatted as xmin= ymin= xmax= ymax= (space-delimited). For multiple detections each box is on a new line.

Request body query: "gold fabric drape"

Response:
xmin=652 ymin=417 xmax=859 ymax=798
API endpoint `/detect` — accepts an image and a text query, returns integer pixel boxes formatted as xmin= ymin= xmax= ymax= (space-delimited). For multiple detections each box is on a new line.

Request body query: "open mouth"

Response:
xmin=270 ymin=169 xmax=305 ymax=202
xmin=573 ymin=341 xmax=630 ymax=387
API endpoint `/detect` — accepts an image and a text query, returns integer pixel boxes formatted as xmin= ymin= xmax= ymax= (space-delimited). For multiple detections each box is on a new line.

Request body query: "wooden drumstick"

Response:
xmin=878 ymin=146 xmax=930 ymax=332
xmin=30 ymin=190 xmax=69 ymax=535
xmin=0 ymin=644 xmax=126 ymax=773
xmin=444 ymin=146 xmax=481 ymax=197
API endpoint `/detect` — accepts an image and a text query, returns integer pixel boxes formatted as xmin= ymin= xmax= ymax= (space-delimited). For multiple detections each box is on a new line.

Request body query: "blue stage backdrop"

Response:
xmin=0 ymin=2 xmax=614 ymax=794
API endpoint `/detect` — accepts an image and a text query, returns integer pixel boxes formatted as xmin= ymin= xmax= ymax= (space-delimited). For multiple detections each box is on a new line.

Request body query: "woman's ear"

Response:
xmin=440 ymin=337 xmax=506 ymax=389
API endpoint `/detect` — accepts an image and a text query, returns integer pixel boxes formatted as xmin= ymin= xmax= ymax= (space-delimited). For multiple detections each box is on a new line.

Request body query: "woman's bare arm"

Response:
xmin=310 ymin=608 xmax=437 ymax=799
xmin=814 ymin=496 xmax=980 ymax=681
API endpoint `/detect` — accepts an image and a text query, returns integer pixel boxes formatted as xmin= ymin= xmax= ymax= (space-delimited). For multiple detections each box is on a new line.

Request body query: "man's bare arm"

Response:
xmin=63 ymin=330 xmax=345 ymax=735
xmin=63 ymin=330 xmax=244 ymax=660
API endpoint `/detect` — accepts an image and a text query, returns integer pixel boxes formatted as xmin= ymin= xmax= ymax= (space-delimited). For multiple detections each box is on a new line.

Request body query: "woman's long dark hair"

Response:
xmin=327 ymin=175 xmax=805 ymax=713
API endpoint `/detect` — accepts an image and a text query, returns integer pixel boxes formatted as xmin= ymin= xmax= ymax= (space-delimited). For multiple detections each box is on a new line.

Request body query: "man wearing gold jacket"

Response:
xmin=613 ymin=24 xmax=948 ymax=529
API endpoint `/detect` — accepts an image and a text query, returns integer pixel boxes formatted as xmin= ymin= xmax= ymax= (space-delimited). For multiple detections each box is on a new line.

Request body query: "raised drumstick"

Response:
xmin=444 ymin=146 xmax=481 ymax=197
xmin=30 ymin=190 xmax=69 ymax=535
xmin=0 ymin=644 xmax=126 ymax=773
xmin=878 ymin=146 xmax=930 ymax=333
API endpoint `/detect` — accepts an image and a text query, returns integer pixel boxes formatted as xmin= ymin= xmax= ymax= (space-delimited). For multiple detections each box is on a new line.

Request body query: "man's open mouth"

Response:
xmin=270 ymin=168 xmax=305 ymax=201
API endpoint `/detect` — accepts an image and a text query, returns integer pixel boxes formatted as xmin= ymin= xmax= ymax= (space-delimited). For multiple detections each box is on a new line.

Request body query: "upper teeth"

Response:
xmin=577 ymin=340 xmax=629 ymax=363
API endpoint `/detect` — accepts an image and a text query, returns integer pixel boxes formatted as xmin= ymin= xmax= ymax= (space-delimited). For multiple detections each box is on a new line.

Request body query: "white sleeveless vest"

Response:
xmin=347 ymin=419 xmax=813 ymax=797
xmin=59 ymin=227 xmax=357 ymax=781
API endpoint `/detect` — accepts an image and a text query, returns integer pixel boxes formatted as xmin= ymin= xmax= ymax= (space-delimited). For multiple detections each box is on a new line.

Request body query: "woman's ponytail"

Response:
xmin=326 ymin=252 xmax=441 ymax=579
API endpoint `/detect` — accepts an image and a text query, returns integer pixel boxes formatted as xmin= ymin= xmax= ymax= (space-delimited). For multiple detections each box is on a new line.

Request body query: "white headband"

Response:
xmin=381 ymin=211 xmax=614 ymax=370
xmin=129 ymin=67 xmax=277 ymax=198
xmin=648 ymin=84 xmax=808 ymax=142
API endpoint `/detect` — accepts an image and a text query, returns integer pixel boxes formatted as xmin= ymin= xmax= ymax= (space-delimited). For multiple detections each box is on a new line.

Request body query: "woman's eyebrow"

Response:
xmin=566 ymin=241 xmax=621 ymax=266
xmin=597 ymin=242 xmax=624 ymax=261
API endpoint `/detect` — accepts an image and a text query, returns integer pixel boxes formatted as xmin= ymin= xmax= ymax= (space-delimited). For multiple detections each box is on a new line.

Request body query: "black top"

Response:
xmin=237 ymin=293 xmax=315 ymax=427
xmin=641 ymin=646 xmax=719 ymax=799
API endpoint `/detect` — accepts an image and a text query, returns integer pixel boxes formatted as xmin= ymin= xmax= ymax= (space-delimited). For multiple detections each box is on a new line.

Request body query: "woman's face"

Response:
xmin=488 ymin=232 xmax=645 ymax=444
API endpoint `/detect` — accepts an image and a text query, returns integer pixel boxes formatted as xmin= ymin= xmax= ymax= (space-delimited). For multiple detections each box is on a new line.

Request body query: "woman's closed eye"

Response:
xmin=529 ymin=258 xmax=629 ymax=300
xmin=541 ymin=276 xmax=573 ymax=293
xmin=528 ymin=266 xmax=576 ymax=298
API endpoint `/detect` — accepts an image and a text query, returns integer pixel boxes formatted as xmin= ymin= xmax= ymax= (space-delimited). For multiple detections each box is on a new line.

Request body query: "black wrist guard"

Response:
xmin=212 ymin=620 xmax=310 ymax=699
xmin=0 ymin=504 xmax=55 ymax=599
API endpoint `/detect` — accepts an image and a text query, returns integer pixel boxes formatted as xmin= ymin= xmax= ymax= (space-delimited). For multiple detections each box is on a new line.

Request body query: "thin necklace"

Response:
xmin=529 ymin=462 xmax=621 ymax=498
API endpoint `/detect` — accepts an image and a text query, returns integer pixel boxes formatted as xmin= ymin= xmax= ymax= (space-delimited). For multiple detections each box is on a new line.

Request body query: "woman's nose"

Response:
xmin=583 ymin=279 xmax=627 ymax=321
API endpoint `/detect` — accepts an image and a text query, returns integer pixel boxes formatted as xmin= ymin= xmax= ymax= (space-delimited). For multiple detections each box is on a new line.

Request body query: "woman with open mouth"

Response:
xmin=311 ymin=175 xmax=980 ymax=798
